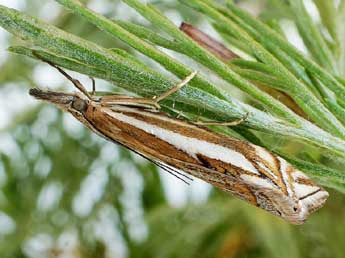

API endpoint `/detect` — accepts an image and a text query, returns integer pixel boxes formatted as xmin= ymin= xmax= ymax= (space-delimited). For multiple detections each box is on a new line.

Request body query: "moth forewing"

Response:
xmin=29 ymin=84 xmax=328 ymax=225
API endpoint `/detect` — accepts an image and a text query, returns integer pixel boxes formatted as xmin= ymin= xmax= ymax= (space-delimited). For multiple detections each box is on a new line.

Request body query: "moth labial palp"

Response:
xmin=28 ymin=62 xmax=328 ymax=225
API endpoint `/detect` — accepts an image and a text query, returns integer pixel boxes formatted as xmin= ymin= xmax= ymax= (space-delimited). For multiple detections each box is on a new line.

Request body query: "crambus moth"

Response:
xmin=29 ymin=63 xmax=328 ymax=224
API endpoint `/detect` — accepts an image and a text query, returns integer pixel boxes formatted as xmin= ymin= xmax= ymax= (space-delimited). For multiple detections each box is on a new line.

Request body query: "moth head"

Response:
xmin=30 ymin=87 xmax=88 ymax=110
xmin=29 ymin=88 xmax=91 ymax=123
xmin=70 ymin=95 xmax=89 ymax=113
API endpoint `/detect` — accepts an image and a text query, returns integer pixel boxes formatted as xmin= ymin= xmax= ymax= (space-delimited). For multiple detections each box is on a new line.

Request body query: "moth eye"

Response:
xmin=71 ymin=98 xmax=88 ymax=112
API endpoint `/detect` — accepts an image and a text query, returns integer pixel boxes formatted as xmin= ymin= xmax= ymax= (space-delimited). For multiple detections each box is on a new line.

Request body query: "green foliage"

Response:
xmin=1 ymin=0 xmax=345 ymax=257
xmin=133 ymin=194 xmax=345 ymax=258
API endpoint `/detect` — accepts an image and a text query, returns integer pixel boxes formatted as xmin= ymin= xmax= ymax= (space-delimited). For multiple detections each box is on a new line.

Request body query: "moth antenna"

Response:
xmin=32 ymin=51 xmax=92 ymax=100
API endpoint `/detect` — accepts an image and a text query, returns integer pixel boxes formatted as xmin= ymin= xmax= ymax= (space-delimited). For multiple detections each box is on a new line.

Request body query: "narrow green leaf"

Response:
xmin=287 ymin=0 xmax=336 ymax=74
xmin=55 ymin=0 xmax=228 ymax=102
xmin=213 ymin=23 xmax=254 ymax=55
xmin=313 ymin=0 xmax=338 ymax=42
xmin=337 ymin=2 xmax=345 ymax=76
xmin=224 ymin=1 xmax=345 ymax=104
xmin=114 ymin=20 xmax=180 ymax=52
xmin=180 ymin=0 xmax=345 ymax=139
xmin=120 ymin=0 xmax=304 ymax=124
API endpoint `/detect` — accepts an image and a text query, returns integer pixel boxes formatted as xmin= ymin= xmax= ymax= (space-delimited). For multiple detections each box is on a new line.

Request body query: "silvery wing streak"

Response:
xmin=29 ymin=88 xmax=328 ymax=224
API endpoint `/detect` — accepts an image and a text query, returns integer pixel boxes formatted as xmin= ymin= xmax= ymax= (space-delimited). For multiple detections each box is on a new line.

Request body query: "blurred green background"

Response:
xmin=1 ymin=1 xmax=345 ymax=258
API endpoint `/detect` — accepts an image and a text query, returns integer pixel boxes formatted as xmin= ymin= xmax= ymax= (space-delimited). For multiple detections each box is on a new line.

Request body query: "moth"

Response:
xmin=29 ymin=61 xmax=328 ymax=224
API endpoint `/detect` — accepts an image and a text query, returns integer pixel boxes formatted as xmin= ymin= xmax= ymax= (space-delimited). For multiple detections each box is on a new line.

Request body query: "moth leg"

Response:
xmin=100 ymin=71 xmax=198 ymax=110
xmin=32 ymin=52 xmax=93 ymax=100
xmin=153 ymin=70 xmax=198 ymax=103
xmin=194 ymin=113 xmax=249 ymax=126
xmin=176 ymin=110 xmax=185 ymax=119
xmin=89 ymin=76 xmax=96 ymax=96
xmin=100 ymin=96 xmax=161 ymax=109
